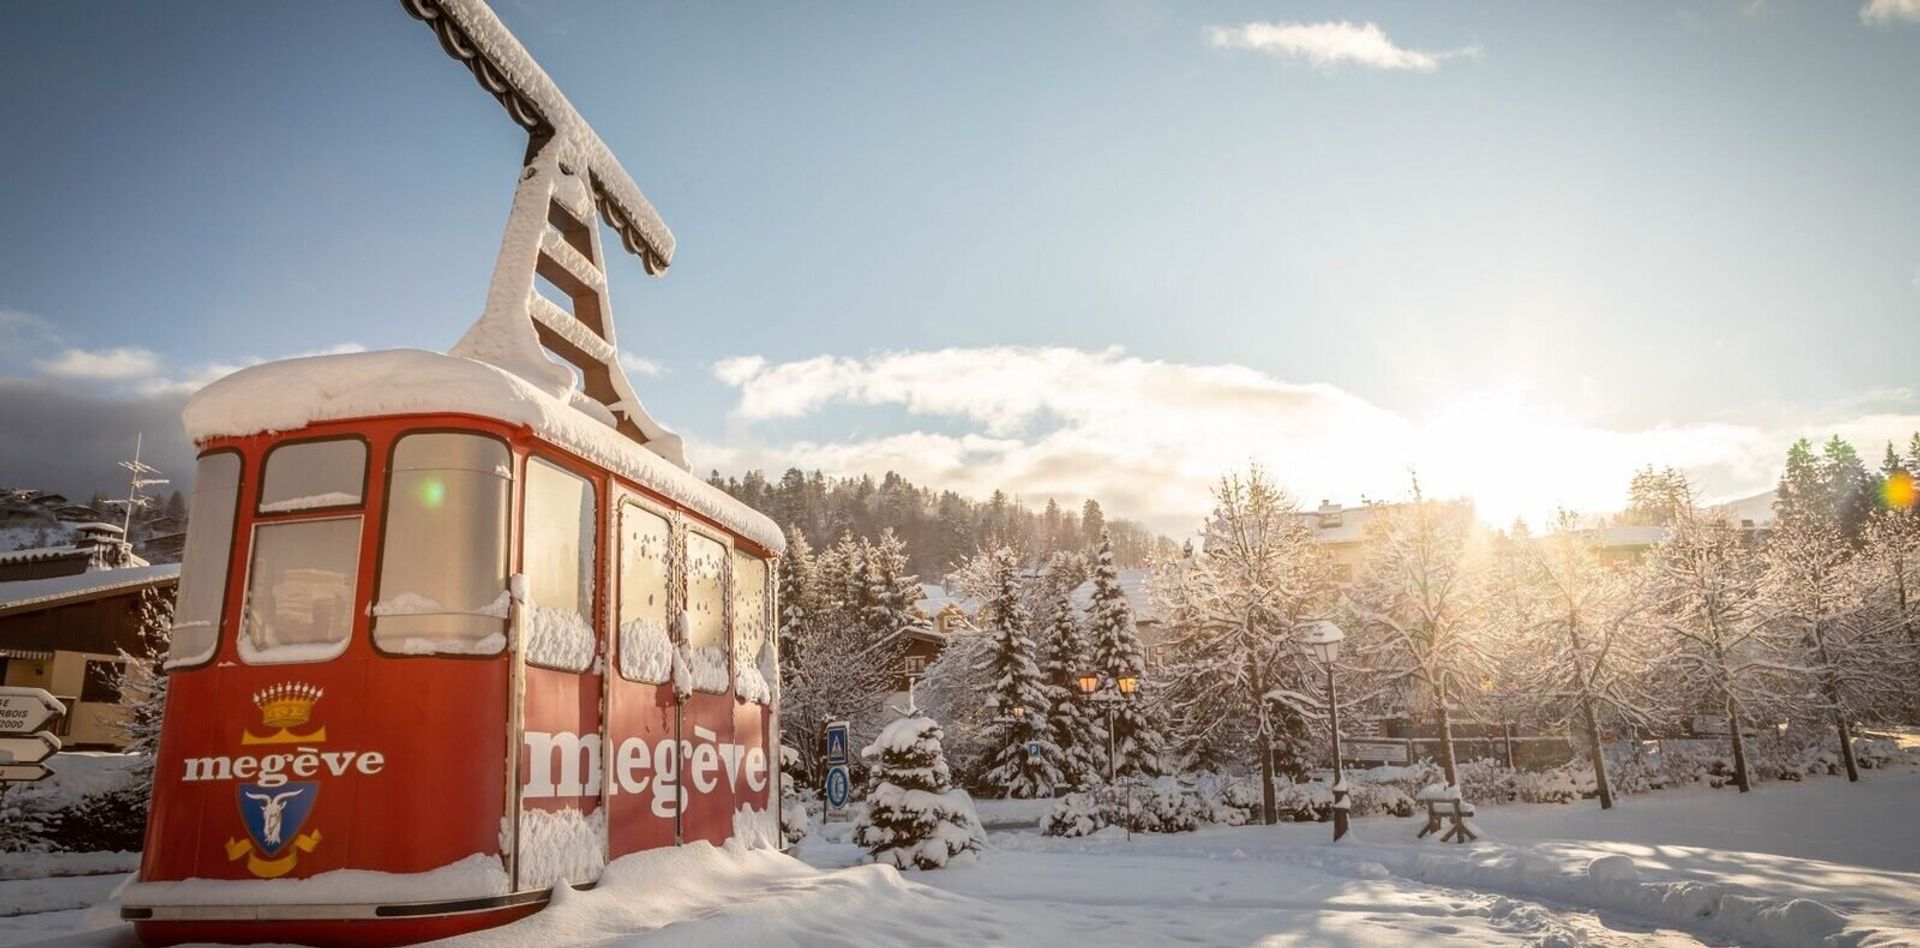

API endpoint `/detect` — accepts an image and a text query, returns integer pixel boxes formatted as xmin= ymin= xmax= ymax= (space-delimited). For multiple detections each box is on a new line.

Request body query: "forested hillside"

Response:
xmin=705 ymin=468 xmax=1172 ymax=579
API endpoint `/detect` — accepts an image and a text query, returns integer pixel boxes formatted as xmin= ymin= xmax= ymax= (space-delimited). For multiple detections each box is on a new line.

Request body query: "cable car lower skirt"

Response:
xmin=123 ymin=888 xmax=569 ymax=947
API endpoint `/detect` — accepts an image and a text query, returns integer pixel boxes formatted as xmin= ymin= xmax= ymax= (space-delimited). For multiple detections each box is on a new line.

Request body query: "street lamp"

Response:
xmin=1301 ymin=619 xmax=1349 ymax=842
xmin=1078 ymin=669 xmax=1143 ymax=839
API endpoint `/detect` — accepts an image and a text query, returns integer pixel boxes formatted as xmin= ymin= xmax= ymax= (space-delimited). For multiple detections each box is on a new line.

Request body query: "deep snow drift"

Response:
xmin=4 ymin=767 xmax=1918 ymax=947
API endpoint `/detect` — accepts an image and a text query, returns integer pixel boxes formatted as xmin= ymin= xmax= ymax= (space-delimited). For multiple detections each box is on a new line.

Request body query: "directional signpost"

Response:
xmin=0 ymin=687 xmax=64 ymax=784
xmin=823 ymin=720 xmax=851 ymax=821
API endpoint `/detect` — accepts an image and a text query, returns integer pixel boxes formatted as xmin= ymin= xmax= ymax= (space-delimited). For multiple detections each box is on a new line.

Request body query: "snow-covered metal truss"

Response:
xmin=403 ymin=0 xmax=687 ymax=468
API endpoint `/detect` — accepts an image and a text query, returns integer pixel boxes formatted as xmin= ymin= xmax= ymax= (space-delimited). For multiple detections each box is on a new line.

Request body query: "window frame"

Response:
xmin=367 ymin=427 xmax=516 ymax=661
xmin=729 ymin=545 xmax=773 ymax=705
xmin=254 ymin=435 xmax=372 ymax=517
xmin=683 ymin=524 xmax=733 ymax=694
xmin=163 ymin=447 xmax=245 ymax=673
xmin=521 ymin=452 xmax=602 ymax=674
xmin=236 ymin=512 xmax=366 ymax=666
xmin=614 ymin=495 xmax=675 ymax=685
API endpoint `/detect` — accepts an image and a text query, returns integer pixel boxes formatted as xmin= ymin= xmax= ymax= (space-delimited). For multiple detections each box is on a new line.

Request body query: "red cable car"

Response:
xmin=122 ymin=3 xmax=784 ymax=944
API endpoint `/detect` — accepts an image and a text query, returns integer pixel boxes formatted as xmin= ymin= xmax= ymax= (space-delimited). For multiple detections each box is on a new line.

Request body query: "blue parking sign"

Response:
xmin=1025 ymin=740 xmax=1041 ymax=758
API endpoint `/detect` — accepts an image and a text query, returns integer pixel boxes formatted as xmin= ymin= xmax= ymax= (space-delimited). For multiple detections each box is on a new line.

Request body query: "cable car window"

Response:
xmin=524 ymin=457 xmax=596 ymax=672
xmin=686 ymin=532 xmax=728 ymax=693
xmin=730 ymin=550 xmax=771 ymax=704
xmin=240 ymin=516 xmax=361 ymax=664
xmin=617 ymin=503 xmax=672 ymax=683
xmin=258 ymin=439 xmax=367 ymax=514
xmin=166 ymin=451 xmax=241 ymax=668
xmin=371 ymin=434 xmax=512 ymax=656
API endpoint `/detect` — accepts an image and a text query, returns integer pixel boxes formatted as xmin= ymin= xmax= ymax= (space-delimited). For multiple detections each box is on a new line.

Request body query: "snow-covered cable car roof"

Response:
xmin=403 ymin=0 xmax=674 ymax=273
xmin=183 ymin=350 xmax=784 ymax=555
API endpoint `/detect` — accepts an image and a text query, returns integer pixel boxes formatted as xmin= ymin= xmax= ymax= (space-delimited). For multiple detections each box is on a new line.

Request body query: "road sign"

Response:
xmin=824 ymin=721 xmax=849 ymax=765
xmin=1025 ymin=740 xmax=1041 ymax=758
xmin=0 ymin=732 xmax=60 ymax=766
xmin=824 ymin=764 xmax=851 ymax=819
xmin=1347 ymin=739 xmax=1411 ymax=765
xmin=0 ymin=764 xmax=51 ymax=783
xmin=0 ymin=687 xmax=64 ymax=736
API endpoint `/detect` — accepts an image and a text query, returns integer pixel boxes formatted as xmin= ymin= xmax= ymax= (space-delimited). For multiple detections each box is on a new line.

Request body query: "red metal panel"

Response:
xmin=605 ymin=678 xmax=678 ymax=856
xmin=677 ymin=691 xmax=735 ymax=845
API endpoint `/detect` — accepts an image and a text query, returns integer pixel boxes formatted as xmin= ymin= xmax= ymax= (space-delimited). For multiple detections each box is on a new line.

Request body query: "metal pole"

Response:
xmin=1328 ymin=662 xmax=1348 ymax=842
xmin=1106 ymin=702 xmax=1117 ymax=783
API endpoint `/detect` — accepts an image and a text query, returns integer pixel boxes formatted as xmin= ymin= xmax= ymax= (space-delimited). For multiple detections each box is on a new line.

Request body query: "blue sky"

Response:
xmin=2 ymin=1 xmax=1917 ymax=532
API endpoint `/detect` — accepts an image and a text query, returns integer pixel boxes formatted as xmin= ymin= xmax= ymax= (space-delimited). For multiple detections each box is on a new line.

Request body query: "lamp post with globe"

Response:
xmin=1301 ymin=619 xmax=1349 ymax=842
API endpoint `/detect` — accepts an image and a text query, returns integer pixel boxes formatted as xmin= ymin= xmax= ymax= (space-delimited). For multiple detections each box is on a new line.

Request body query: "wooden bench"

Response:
xmin=1416 ymin=796 xmax=1478 ymax=843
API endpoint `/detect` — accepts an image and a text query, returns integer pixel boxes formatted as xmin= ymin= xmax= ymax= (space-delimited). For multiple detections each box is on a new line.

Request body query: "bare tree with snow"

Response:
xmin=1643 ymin=481 xmax=1788 ymax=794
xmin=1152 ymin=467 xmax=1335 ymax=824
xmin=1345 ymin=475 xmax=1490 ymax=791
xmin=1515 ymin=511 xmax=1663 ymax=809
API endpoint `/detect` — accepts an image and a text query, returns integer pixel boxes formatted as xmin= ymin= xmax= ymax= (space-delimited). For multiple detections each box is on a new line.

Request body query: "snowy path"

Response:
xmin=3 ymin=769 xmax=1917 ymax=947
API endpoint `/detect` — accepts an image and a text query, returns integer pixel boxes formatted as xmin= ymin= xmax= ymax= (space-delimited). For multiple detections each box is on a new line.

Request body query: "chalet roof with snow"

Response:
xmin=1069 ymin=569 xmax=1159 ymax=625
xmin=0 ymin=563 xmax=181 ymax=618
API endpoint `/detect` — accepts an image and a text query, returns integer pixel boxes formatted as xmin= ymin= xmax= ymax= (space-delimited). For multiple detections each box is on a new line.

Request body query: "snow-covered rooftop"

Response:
xmin=1069 ymin=569 xmax=1159 ymax=624
xmin=0 ymin=563 xmax=181 ymax=615
xmin=181 ymin=349 xmax=784 ymax=555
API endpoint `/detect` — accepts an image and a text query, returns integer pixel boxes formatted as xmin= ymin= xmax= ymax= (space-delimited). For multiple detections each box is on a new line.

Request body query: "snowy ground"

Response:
xmin=4 ymin=768 xmax=1917 ymax=947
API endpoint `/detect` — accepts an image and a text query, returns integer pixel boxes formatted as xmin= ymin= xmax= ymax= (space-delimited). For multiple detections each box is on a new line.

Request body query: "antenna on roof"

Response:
xmin=403 ymin=0 xmax=688 ymax=468
xmin=106 ymin=432 xmax=168 ymax=535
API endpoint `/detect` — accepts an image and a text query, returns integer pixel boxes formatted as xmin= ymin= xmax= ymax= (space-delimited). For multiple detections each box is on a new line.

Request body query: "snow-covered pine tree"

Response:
xmin=1151 ymin=468 xmax=1334 ymax=823
xmin=1344 ymin=476 xmax=1490 ymax=791
xmin=777 ymin=526 xmax=819 ymax=683
xmin=1038 ymin=555 xmax=1103 ymax=789
xmin=861 ymin=529 xmax=925 ymax=646
xmin=975 ymin=548 xmax=1062 ymax=798
xmin=853 ymin=715 xmax=986 ymax=869
xmin=1644 ymin=477 xmax=1788 ymax=793
xmin=114 ymin=584 xmax=174 ymax=799
xmin=1087 ymin=530 xmax=1165 ymax=779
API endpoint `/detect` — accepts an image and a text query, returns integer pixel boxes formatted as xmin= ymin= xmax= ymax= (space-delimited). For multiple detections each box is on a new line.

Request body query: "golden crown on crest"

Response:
xmin=253 ymin=682 xmax=323 ymax=729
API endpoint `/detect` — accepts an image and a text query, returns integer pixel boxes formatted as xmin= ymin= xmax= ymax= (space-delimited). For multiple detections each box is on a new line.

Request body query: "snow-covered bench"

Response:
xmin=1415 ymin=785 xmax=1479 ymax=843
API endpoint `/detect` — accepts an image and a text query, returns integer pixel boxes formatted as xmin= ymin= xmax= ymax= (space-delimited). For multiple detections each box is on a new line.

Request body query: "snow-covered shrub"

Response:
xmin=1042 ymin=779 xmax=1206 ymax=836
xmin=1272 ymin=780 xmax=1332 ymax=822
xmin=1132 ymin=778 xmax=1205 ymax=833
xmin=853 ymin=716 xmax=986 ymax=870
xmin=1456 ymin=758 xmax=1517 ymax=804
xmin=1511 ymin=764 xmax=1593 ymax=804
xmin=1345 ymin=781 xmax=1415 ymax=818
xmin=0 ymin=784 xmax=56 ymax=853
xmin=1042 ymin=791 xmax=1107 ymax=838
xmin=1188 ymin=772 xmax=1259 ymax=826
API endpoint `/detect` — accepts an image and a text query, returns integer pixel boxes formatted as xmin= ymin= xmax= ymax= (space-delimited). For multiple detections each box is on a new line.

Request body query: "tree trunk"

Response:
xmin=1259 ymin=738 xmax=1277 ymax=825
xmin=1726 ymin=694 xmax=1751 ymax=793
xmin=1834 ymin=710 xmax=1860 ymax=782
xmin=1254 ymin=666 xmax=1276 ymax=825
xmin=1434 ymin=696 xmax=1459 ymax=789
xmin=1579 ymin=694 xmax=1614 ymax=809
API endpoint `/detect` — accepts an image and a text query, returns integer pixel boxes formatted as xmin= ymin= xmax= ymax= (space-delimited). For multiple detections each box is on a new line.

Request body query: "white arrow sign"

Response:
xmin=0 ymin=687 xmax=64 ymax=736
xmin=0 ymin=732 xmax=60 ymax=765
xmin=0 ymin=763 xmax=51 ymax=783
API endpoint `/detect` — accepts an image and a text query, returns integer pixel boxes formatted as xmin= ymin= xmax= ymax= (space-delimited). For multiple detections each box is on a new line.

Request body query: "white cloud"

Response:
xmin=0 ymin=309 xmax=60 ymax=346
xmin=1861 ymin=0 xmax=1920 ymax=25
xmin=31 ymin=341 xmax=365 ymax=395
xmin=38 ymin=347 xmax=161 ymax=380
xmin=1206 ymin=21 xmax=1478 ymax=72
xmin=710 ymin=346 xmax=1920 ymax=535
xmin=619 ymin=351 xmax=665 ymax=377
